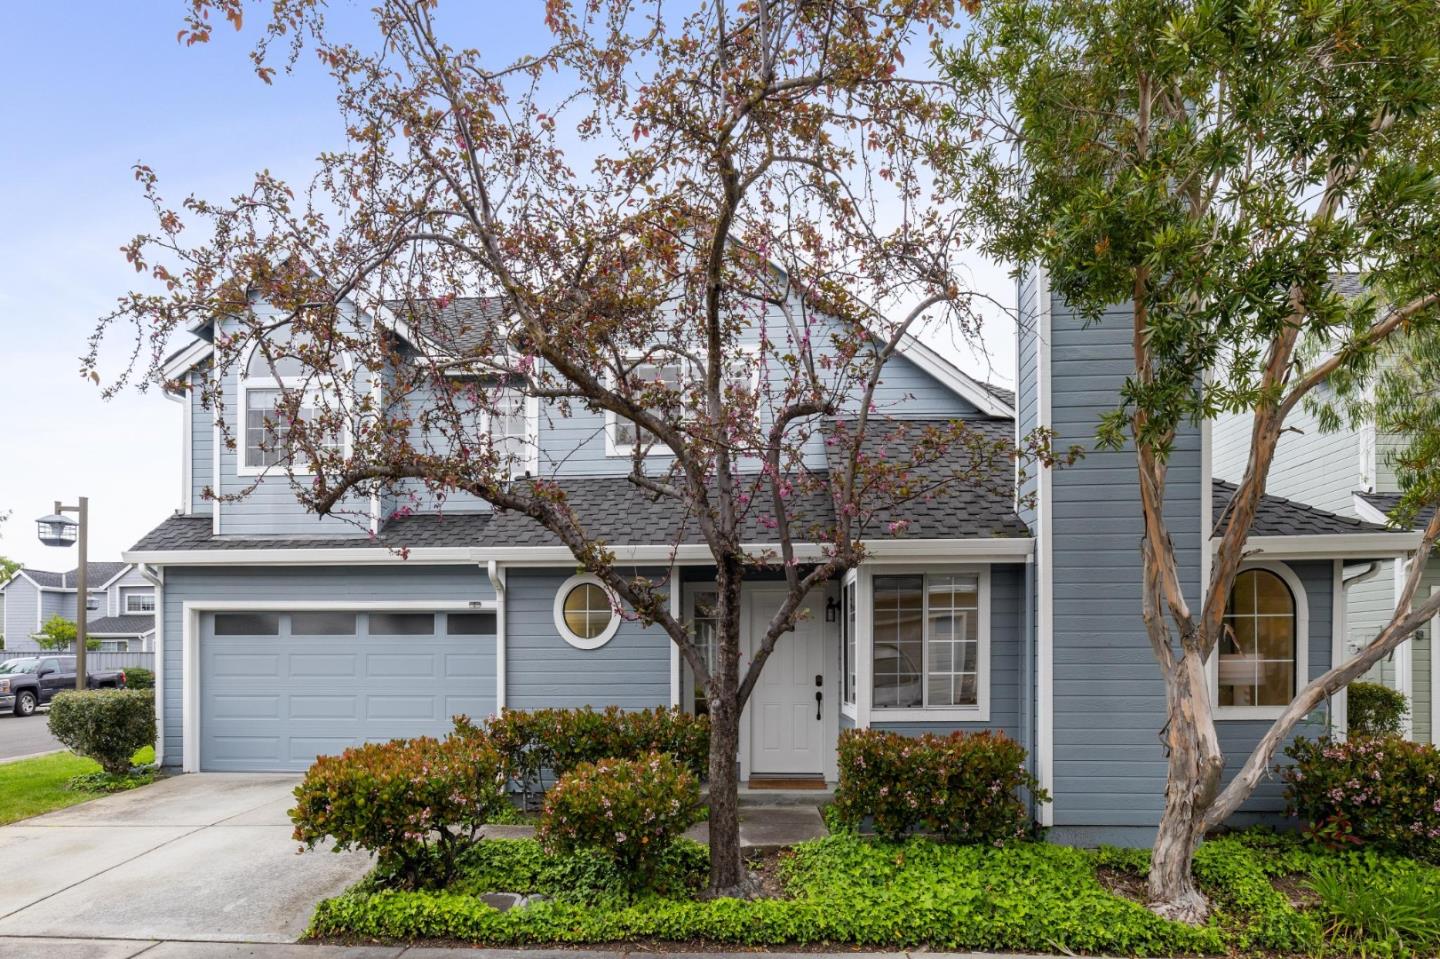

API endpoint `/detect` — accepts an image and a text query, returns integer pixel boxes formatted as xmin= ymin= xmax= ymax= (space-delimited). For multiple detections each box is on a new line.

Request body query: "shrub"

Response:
xmin=47 ymin=689 xmax=155 ymax=776
xmin=478 ymin=706 xmax=709 ymax=802
xmin=537 ymin=752 xmax=702 ymax=887
xmin=1347 ymin=681 xmax=1409 ymax=738
xmin=1283 ymin=735 xmax=1440 ymax=860
xmin=291 ymin=732 xmax=509 ymax=888
xmin=832 ymin=728 xmax=1046 ymax=843
xmin=1307 ymin=862 xmax=1440 ymax=953
xmin=122 ymin=667 xmax=155 ymax=690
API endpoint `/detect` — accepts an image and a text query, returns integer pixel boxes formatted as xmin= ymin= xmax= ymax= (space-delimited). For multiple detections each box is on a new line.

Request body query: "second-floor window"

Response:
xmin=488 ymin=387 xmax=537 ymax=477
xmin=607 ymin=357 xmax=685 ymax=456
xmin=125 ymin=593 xmax=156 ymax=614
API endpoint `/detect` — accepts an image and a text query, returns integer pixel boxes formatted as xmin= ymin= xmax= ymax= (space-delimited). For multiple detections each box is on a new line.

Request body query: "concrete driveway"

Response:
xmin=0 ymin=774 xmax=373 ymax=943
xmin=0 ymin=713 xmax=62 ymax=761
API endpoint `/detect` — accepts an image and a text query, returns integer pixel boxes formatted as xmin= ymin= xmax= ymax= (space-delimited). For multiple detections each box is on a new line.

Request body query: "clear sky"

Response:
xmin=0 ymin=2 xmax=1016 ymax=572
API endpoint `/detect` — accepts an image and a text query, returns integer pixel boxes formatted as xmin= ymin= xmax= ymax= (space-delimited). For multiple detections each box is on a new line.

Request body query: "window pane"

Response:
xmin=872 ymin=575 xmax=923 ymax=709
xmin=925 ymin=574 xmax=979 ymax=707
xmin=214 ymin=613 xmax=280 ymax=636
xmin=290 ymin=612 xmax=357 ymax=636
xmin=126 ymin=593 xmax=156 ymax=613
xmin=447 ymin=613 xmax=497 ymax=635
xmin=563 ymin=583 xmax=613 ymax=640
xmin=368 ymin=613 xmax=434 ymax=636
xmin=1222 ymin=569 xmax=1297 ymax=708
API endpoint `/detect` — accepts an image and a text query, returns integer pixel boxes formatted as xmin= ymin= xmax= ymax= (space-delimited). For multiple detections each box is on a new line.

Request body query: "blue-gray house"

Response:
xmin=122 ymin=267 xmax=1416 ymax=843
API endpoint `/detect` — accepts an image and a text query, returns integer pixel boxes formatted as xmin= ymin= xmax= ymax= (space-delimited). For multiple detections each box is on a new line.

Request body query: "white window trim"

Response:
xmin=681 ymin=582 xmax=720 ymax=715
xmin=125 ymin=592 xmax=157 ymax=614
xmin=867 ymin=565 xmax=992 ymax=723
xmin=604 ymin=353 xmax=686 ymax=459
xmin=1212 ymin=560 xmax=1310 ymax=721
xmin=553 ymin=573 xmax=622 ymax=650
xmin=482 ymin=389 xmax=541 ymax=478
xmin=841 ymin=567 xmax=858 ymax=719
xmin=237 ymin=376 xmax=349 ymax=477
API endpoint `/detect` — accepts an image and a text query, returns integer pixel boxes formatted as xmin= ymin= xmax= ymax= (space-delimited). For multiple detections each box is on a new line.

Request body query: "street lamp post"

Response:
xmin=36 ymin=499 xmax=88 ymax=691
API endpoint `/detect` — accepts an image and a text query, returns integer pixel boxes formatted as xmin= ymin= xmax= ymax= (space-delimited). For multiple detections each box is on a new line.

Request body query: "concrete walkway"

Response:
xmin=0 ymin=941 xmax=985 ymax=958
xmin=0 ymin=774 xmax=372 ymax=944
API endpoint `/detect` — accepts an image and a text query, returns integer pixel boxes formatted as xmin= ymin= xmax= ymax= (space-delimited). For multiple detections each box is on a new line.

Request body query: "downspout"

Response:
xmin=486 ymin=560 xmax=506 ymax=711
xmin=1021 ymin=554 xmax=1037 ymax=817
xmin=1334 ymin=560 xmax=1383 ymax=740
xmin=140 ymin=563 xmax=165 ymax=767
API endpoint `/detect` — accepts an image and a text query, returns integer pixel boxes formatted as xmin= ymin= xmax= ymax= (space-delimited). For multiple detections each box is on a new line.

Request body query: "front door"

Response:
xmin=746 ymin=588 xmax=826 ymax=775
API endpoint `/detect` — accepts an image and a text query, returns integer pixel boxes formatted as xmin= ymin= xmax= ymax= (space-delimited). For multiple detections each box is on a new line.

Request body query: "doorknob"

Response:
xmin=815 ymin=689 xmax=822 ymax=721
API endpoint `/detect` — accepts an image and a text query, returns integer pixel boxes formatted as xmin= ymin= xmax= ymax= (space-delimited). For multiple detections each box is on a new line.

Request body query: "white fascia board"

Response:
xmin=1224 ymin=533 xmax=1418 ymax=559
xmin=160 ymin=338 xmax=215 ymax=380
xmin=1352 ymin=493 xmax=1401 ymax=527
xmin=124 ymin=536 xmax=1035 ymax=568
xmin=97 ymin=565 xmax=135 ymax=591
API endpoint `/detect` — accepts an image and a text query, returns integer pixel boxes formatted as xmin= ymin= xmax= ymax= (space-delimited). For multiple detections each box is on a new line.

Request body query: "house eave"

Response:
xmin=1216 ymin=533 xmax=1417 ymax=560
xmin=123 ymin=536 xmax=1035 ymax=567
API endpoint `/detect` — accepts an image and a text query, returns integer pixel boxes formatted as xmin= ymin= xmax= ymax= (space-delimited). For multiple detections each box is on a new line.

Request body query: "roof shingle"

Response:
xmin=1354 ymin=490 xmax=1437 ymax=531
xmin=1213 ymin=480 xmax=1391 ymax=537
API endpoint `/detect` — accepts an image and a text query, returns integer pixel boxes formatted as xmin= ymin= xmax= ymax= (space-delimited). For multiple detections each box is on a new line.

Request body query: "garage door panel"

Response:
xmin=289 ymin=695 xmax=359 ymax=719
xmin=200 ymin=612 xmax=496 ymax=772
xmin=290 ymin=653 xmax=359 ymax=676
xmin=365 ymin=652 xmax=437 ymax=677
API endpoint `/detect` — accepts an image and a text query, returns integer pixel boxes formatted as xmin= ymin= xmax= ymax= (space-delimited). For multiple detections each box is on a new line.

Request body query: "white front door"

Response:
xmin=745 ymin=588 xmax=826 ymax=775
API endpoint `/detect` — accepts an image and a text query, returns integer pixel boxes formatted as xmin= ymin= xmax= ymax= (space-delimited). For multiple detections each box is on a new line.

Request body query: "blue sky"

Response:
xmin=0 ymin=2 xmax=1015 ymax=571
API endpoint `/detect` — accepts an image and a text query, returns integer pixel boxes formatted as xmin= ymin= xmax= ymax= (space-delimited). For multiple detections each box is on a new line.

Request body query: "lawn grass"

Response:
xmin=0 ymin=746 xmax=156 ymax=826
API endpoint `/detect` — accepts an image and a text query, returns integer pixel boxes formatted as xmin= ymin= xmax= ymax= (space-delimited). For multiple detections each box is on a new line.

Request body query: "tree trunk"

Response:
xmin=1147 ymin=649 xmax=1223 ymax=923
xmin=705 ymin=693 xmax=746 ymax=895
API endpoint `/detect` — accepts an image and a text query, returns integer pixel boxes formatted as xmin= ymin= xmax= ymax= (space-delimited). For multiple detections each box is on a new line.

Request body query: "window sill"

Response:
xmin=1214 ymin=706 xmax=1288 ymax=721
xmin=236 ymin=464 xmax=317 ymax=478
xmin=868 ymin=706 xmax=990 ymax=723
xmin=840 ymin=702 xmax=858 ymax=721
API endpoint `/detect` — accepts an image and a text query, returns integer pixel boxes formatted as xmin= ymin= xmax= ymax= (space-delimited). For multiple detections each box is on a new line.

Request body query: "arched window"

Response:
xmin=1220 ymin=568 xmax=1298 ymax=708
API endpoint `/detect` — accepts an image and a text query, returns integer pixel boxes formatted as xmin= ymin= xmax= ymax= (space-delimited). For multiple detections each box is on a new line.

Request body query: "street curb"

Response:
xmin=0 ymin=749 xmax=65 ymax=765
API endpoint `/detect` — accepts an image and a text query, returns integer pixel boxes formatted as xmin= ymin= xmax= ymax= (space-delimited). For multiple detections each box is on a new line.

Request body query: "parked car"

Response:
xmin=0 ymin=656 xmax=127 ymax=717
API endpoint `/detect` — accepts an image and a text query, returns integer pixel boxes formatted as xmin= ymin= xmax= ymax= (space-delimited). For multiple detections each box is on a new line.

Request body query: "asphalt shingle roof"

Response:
xmin=130 ymin=419 xmax=1030 ymax=553
xmin=86 ymin=615 xmax=156 ymax=636
xmin=1213 ymin=480 xmax=1392 ymax=537
xmin=981 ymin=383 xmax=1017 ymax=410
xmin=12 ymin=563 xmax=129 ymax=589
xmin=383 ymin=296 xmax=512 ymax=355
xmin=129 ymin=512 xmax=495 ymax=552
xmin=1354 ymin=491 xmax=1437 ymax=531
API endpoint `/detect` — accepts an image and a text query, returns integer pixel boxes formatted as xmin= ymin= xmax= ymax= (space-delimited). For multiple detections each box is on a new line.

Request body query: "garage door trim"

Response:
xmin=180 ymin=600 xmax=497 ymax=773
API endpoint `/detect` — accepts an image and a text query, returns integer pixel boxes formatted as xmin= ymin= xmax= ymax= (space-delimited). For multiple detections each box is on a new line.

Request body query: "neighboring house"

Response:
xmin=1213 ymin=273 xmax=1434 ymax=745
xmin=0 ymin=563 xmax=157 ymax=653
xmin=122 ymin=268 xmax=1415 ymax=845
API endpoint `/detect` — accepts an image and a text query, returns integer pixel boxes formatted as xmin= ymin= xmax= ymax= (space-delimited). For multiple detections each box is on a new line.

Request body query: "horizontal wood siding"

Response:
xmin=1216 ymin=560 xmax=1333 ymax=817
xmin=190 ymin=368 xmax=214 ymax=516
xmin=869 ymin=563 xmax=1026 ymax=742
xmin=159 ymin=565 xmax=497 ymax=768
xmin=1 ymin=579 xmax=39 ymax=652
xmin=1015 ymin=270 xmax=1040 ymax=529
xmin=504 ymin=569 xmax=670 ymax=709
xmin=1048 ymin=298 xmax=1202 ymax=829
xmin=1214 ymin=394 xmax=1363 ymax=516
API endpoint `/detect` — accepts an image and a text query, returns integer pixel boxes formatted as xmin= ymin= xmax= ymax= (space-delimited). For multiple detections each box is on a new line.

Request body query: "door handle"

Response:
xmin=815 ymin=689 xmax=822 ymax=721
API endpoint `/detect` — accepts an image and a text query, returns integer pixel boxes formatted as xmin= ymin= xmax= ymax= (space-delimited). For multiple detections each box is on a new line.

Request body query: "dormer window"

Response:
xmin=607 ymin=357 xmax=685 ymax=457
xmin=238 ymin=331 xmax=346 ymax=476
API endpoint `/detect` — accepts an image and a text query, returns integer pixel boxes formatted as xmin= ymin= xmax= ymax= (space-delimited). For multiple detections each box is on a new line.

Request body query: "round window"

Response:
xmin=553 ymin=575 xmax=621 ymax=649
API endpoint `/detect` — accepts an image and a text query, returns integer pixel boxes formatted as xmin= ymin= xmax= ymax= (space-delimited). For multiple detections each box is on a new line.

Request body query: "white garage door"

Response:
xmin=200 ymin=609 xmax=497 ymax=772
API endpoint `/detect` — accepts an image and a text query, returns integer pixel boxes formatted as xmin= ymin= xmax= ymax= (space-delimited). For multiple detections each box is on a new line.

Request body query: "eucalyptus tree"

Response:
xmin=943 ymin=0 xmax=1440 ymax=921
xmin=91 ymin=0 xmax=1056 ymax=895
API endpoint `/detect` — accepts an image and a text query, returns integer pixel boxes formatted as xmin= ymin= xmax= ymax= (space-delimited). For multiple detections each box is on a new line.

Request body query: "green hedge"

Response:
xmin=47 ymin=690 xmax=155 ymax=776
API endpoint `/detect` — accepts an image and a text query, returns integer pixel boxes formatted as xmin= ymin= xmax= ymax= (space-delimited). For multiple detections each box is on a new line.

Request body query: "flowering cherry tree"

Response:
xmin=93 ymin=0 xmax=1063 ymax=895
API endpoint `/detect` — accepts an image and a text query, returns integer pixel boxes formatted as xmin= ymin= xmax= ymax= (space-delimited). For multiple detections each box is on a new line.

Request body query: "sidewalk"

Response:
xmin=0 ymin=940 xmax=1002 ymax=958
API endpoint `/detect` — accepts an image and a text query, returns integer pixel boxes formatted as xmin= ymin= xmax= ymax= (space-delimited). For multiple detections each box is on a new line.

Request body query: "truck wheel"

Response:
xmin=14 ymin=691 xmax=36 ymax=717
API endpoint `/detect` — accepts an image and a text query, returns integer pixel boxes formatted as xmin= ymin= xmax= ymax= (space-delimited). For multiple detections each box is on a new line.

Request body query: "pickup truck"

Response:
xmin=0 ymin=656 xmax=127 ymax=716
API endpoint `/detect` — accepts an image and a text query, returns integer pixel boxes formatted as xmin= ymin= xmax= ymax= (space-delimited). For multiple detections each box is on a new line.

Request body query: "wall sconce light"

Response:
xmin=824 ymin=596 xmax=839 ymax=623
